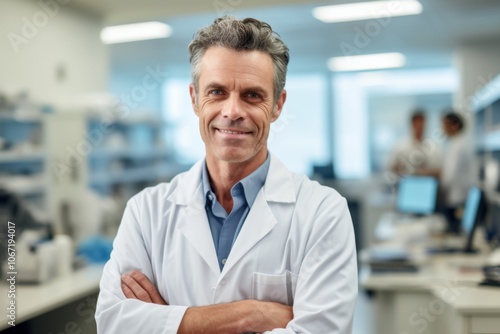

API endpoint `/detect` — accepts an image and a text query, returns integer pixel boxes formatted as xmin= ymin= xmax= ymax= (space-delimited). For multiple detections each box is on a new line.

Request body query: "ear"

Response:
xmin=189 ymin=83 xmax=199 ymax=116
xmin=271 ymin=89 xmax=287 ymax=123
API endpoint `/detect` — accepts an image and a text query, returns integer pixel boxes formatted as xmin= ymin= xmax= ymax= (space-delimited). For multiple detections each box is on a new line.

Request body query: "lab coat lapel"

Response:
xmin=219 ymin=191 xmax=276 ymax=277
xmin=171 ymin=161 xmax=220 ymax=276
xmin=220 ymin=153 xmax=296 ymax=277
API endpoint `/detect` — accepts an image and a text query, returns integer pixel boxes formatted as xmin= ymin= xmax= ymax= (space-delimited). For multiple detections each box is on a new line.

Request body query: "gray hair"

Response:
xmin=188 ymin=16 xmax=289 ymax=104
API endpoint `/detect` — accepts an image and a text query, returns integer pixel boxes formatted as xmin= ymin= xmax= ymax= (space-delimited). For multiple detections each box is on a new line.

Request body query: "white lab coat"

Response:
xmin=441 ymin=134 xmax=476 ymax=206
xmin=387 ymin=137 xmax=442 ymax=174
xmin=95 ymin=153 xmax=358 ymax=333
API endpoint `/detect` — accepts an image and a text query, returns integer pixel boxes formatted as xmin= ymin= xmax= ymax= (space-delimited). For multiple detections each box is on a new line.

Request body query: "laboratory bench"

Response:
xmin=0 ymin=264 xmax=103 ymax=333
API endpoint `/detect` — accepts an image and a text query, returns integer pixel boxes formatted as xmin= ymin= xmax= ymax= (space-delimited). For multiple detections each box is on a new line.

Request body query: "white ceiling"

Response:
xmin=68 ymin=0 xmax=500 ymax=75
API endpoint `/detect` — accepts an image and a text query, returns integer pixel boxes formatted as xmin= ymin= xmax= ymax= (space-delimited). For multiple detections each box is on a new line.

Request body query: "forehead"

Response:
xmin=197 ymin=47 xmax=274 ymax=88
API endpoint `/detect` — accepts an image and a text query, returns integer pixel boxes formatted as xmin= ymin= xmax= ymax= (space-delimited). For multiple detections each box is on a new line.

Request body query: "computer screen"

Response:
xmin=463 ymin=186 xmax=485 ymax=252
xmin=396 ymin=176 xmax=439 ymax=215
xmin=462 ymin=187 xmax=482 ymax=233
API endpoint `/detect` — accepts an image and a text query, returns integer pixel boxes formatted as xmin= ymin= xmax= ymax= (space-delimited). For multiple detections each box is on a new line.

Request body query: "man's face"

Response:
xmin=443 ymin=119 xmax=458 ymax=136
xmin=413 ymin=117 xmax=425 ymax=138
xmin=190 ymin=46 xmax=286 ymax=164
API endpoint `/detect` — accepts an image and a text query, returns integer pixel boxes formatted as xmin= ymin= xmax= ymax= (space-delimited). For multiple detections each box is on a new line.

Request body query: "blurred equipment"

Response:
xmin=311 ymin=161 xmax=336 ymax=181
xmin=483 ymin=157 xmax=500 ymax=192
xmin=427 ymin=186 xmax=486 ymax=254
xmin=396 ymin=176 xmax=439 ymax=216
xmin=15 ymin=229 xmax=56 ymax=284
xmin=480 ymin=264 xmax=500 ymax=287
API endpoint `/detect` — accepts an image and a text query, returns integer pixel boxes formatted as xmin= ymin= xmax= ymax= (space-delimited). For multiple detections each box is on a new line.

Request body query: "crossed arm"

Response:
xmin=121 ymin=270 xmax=293 ymax=334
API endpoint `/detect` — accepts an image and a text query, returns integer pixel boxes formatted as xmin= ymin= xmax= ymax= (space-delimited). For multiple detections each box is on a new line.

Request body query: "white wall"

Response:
xmin=0 ymin=0 xmax=107 ymax=104
xmin=455 ymin=42 xmax=500 ymax=106
xmin=454 ymin=41 xmax=500 ymax=137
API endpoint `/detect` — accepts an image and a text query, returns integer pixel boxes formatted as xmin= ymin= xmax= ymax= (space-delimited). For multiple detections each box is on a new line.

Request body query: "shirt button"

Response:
xmin=208 ymin=194 xmax=213 ymax=201
xmin=222 ymin=258 xmax=227 ymax=265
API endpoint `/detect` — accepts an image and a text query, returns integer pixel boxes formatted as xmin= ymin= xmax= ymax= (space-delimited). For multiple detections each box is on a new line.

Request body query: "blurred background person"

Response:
xmin=387 ymin=109 xmax=442 ymax=178
xmin=440 ymin=110 xmax=476 ymax=233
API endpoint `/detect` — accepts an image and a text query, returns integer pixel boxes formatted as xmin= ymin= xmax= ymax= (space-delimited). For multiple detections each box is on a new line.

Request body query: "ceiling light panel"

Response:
xmin=313 ymin=0 xmax=423 ymax=23
xmin=101 ymin=22 xmax=172 ymax=44
xmin=328 ymin=52 xmax=406 ymax=71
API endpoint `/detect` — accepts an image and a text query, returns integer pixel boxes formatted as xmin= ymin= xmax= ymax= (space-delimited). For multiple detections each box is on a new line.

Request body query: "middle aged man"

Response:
xmin=96 ymin=16 xmax=358 ymax=333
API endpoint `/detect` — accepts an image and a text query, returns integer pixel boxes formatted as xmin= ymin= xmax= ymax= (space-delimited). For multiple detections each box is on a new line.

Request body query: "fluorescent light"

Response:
xmin=328 ymin=53 xmax=406 ymax=72
xmin=100 ymin=22 xmax=172 ymax=44
xmin=313 ymin=0 xmax=423 ymax=23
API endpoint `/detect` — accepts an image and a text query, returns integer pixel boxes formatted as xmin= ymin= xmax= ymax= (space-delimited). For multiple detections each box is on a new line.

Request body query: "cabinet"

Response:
xmin=473 ymin=73 xmax=500 ymax=240
xmin=44 ymin=109 xmax=189 ymax=239
xmin=1 ymin=105 xmax=189 ymax=239
xmin=0 ymin=112 xmax=46 ymax=204
xmin=86 ymin=114 xmax=186 ymax=196
xmin=474 ymin=74 xmax=500 ymax=152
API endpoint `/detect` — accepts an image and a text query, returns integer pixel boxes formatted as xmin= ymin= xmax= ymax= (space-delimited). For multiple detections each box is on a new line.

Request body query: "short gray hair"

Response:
xmin=188 ymin=16 xmax=289 ymax=104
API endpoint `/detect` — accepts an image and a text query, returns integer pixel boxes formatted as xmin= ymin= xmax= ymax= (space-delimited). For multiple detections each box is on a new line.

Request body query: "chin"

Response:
xmin=217 ymin=153 xmax=250 ymax=163
xmin=213 ymin=149 xmax=253 ymax=163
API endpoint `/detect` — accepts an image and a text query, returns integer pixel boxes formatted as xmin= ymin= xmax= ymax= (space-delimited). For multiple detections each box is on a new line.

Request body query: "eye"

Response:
xmin=209 ymin=89 xmax=224 ymax=96
xmin=245 ymin=92 xmax=262 ymax=100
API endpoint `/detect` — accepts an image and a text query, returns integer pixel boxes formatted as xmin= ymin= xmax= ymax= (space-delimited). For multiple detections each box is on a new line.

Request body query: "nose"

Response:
xmin=221 ymin=94 xmax=246 ymax=121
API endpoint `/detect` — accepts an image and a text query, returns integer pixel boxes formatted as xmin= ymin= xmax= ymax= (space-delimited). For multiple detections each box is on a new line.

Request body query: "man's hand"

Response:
xmin=244 ymin=300 xmax=293 ymax=333
xmin=121 ymin=271 xmax=293 ymax=333
xmin=260 ymin=301 xmax=293 ymax=332
xmin=179 ymin=300 xmax=293 ymax=334
xmin=121 ymin=270 xmax=167 ymax=305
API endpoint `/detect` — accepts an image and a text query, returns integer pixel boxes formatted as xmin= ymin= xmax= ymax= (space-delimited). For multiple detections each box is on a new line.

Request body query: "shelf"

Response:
xmin=89 ymin=163 xmax=188 ymax=186
xmin=473 ymin=74 xmax=500 ymax=112
xmin=478 ymin=129 xmax=500 ymax=151
xmin=88 ymin=115 xmax=170 ymax=127
xmin=0 ymin=113 xmax=43 ymax=123
xmin=0 ymin=151 xmax=45 ymax=163
xmin=91 ymin=147 xmax=169 ymax=160
xmin=0 ymin=175 xmax=46 ymax=196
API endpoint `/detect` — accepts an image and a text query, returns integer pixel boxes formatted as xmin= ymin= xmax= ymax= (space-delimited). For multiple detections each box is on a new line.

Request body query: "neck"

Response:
xmin=206 ymin=149 xmax=267 ymax=212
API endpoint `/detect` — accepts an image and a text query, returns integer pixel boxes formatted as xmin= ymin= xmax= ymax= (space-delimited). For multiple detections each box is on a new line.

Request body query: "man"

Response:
xmin=440 ymin=110 xmax=476 ymax=233
xmin=95 ymin=16 xmax=357 ymax=333
xmin=388 ymin=110 xmax=442 ymax=178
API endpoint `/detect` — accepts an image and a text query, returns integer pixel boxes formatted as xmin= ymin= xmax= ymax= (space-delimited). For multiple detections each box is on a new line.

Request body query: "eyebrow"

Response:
xmin=204 ymin=82 xmax=225 ymax=92
xmin=203 ymin=82 xmax=269 ymax=98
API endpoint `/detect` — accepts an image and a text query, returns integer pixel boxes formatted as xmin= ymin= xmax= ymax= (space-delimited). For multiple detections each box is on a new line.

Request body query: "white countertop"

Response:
xmin=0 ymin=264 xmax=103 ymax=331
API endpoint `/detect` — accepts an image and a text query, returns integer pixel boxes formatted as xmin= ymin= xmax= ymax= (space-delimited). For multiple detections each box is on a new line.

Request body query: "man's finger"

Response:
xmin=129 ymin=270 xmax=167 ymax=305
xmin=121 ymin=282 xmax=137 ymax=299
xmin=121 ymin=274 xmax=153 ymax=303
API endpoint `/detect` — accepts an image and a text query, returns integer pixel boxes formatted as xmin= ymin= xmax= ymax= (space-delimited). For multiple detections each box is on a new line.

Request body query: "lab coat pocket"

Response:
xmin=252 ymin=271 xmax=298 ymax=305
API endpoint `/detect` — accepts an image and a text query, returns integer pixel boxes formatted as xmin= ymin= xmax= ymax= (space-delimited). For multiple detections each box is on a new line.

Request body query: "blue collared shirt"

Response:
xmin=202 ymin=155 xmax=270 ymax=271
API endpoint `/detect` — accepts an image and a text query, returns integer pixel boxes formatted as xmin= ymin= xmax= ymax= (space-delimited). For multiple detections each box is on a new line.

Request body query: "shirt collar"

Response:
xmin=201 ymin=154 xmax=270 ymax=208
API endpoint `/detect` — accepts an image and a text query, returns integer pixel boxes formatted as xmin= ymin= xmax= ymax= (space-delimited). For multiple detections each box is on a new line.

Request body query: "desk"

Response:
xmin=361 ymin=237 xmax=500 ymax=333
xmin=0 ymin=265 xmax=103 ymax=332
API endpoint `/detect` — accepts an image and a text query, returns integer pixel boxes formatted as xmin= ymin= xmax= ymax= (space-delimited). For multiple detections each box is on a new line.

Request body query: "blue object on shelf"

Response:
xmin=77 ymin=235 xmax=113 ymax=263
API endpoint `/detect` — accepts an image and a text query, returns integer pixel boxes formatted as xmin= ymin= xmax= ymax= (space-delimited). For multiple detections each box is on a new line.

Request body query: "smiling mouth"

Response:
xmin=217 ymin=128 xmax=251 ymax=135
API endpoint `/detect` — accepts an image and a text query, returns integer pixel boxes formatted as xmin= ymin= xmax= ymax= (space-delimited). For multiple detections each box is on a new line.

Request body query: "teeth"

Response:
xmin=219 ymin=129 xmax=245 ymax=135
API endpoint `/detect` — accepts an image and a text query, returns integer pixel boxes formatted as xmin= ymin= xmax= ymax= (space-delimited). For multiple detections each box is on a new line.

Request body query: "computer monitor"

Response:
xmin=426 ymin=186 xmax=486 ymax=254
xmin=396 ymin=176 xmax=439 ymax=216
xmin=462 ymin=186 xmax=486 ymax=253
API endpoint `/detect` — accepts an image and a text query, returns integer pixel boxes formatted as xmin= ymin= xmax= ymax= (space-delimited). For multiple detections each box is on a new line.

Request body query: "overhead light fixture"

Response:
xmin=100 ymin=22 xmax=172 ymax=44
xmin=313 ymin=0 xmax=423 ymax=23
xmin=328 ymin=52 xmax=406 ymax=72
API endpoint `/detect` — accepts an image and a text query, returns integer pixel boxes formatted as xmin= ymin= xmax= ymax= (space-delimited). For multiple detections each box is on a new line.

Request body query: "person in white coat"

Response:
xmin=387 ymin=109 xmax=442 ymax=178
xmin=95 ymin=16 xmax=358 ymax=333
xmin=440 ymin=111 xmax=476 ymax=233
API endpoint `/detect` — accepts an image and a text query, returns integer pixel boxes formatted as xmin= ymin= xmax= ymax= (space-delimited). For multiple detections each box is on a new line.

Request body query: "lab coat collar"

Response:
xmin=168 ymin=152 xmax=296 ymax=206
xmin=169 ymin=152 xmax=296 ymax=277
